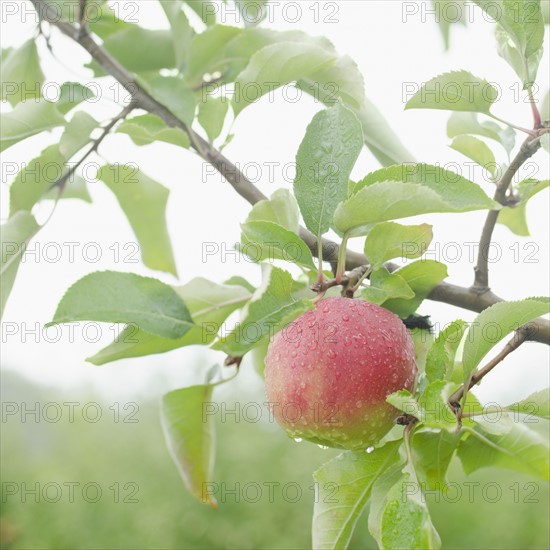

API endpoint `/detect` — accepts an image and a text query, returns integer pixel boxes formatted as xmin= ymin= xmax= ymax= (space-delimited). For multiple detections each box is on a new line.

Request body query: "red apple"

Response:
xmin=264 ymin=297 xmax=417 ymax=450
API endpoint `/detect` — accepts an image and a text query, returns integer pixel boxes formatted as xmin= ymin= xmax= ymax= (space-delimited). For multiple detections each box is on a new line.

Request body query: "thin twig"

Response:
xmin=448 ymin=325 xmax=531 ymax=408
xmin=50 ymin=103 xmax=134 ymax=193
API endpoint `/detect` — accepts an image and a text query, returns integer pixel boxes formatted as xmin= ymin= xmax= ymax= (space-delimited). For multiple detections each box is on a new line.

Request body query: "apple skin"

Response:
xmin=264 ymin=297 xmax=418 ymax=450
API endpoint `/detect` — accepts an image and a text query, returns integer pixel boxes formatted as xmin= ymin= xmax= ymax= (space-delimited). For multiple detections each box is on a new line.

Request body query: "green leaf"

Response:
xmin=87 ymin=279 xmax=252 ymax=365
xmin=87 ymin=2 xmax=136 ymax=38
xmin=9 ymin=145 xmax=65 ymax=216
xmin=86 ymin=28 xmax=176 ymax=74
xmin=0 ymin=212 xmax=40 ymax=317
xmin=234 ymin=0 xmax=269 ymax=26
xmin=364 ymin=222 xmax=433 ymax=270
xmin=240 ymin=221 xmax=316 ymax=269
xmin=232 ymin=41 xmax=339 ymax=116
xmin=458 ymin=423 xmax=550 ymax=480
xmin=354 ymin=99 xmax=415 ymax=167
xmin=337 ymin=164 xmax=498 ymax=236
xmin=369 ymin=464 xmax=441 ymax=549
xmin=159 ymin=0 xmax=194 ymax=70
xmin=387 ymin=381 xmax=457 ymax=431
xmin=184 ymin=25 xmax=243 ymax=86
xmin=143 ymin=76 xmax=196 ymax=126
xmin=224 ymin=275 xmax=256 ymax=293
xmin=447 ymin=111 xmax=516 ymax=154
xmin=56 ymin=82 xmax=96 ymax=114
xmin=246 ymin=189 xmax=300 ymax=233
xmin=0 ymin=39 xmax=44 ymax=106
xmin=295 ymin=45 xmax=413 ymax=165
xmin=42 ymin=175 xmax=92 ymax=204
xmin=497 ymin=178 xmax=549 ymax=236
xmin=184 ymin=0 xmax=217 ymax=25
xmin=212 ymin=264 xmax=314 ymax=355
xmin=311 ymin=440 xmax=401 ymax=550
xmin=161 ymin=384 xmax=217 ymax=507
xmin=473 ymin=0 xmax=544 ymax=87
xmin=96 ymin=164 xmax=177 ymax=275
xmin=361 ymin=268 xmax=415 ymax=306
xmin=49 ymin=271 xmax=193 ymax=339
xmin=250 ymin=337 xmax=269 ymax=376
xmin=450 ymin=135 xmax=497 ymax=176
xmin=418 ymin=381 xmax=458 ymax=431
xmin=405 ymin=71 xmax=498 ymax=114
xmin=117 ymin=114 xmax=190 ymax=149
xmin=59 ymin=111 xmax=98 ymax=158
xmin=198 ymin=96 xmax=229 ymax=142
xmin=412 ymin=430 xmax=461 ymax=489
xmin=1 ymin=100 xmax=65 ymax=153
xmin=425 ymin=320 xmax=468 ymax=382
xmin=431 ymin=0 xmax=467 ymax=49
xmin=294 ymin=103 xmax=363 ymax=237
xmin=462 ymin=297 xmax=550 ymax=381
xmin=409 ymin=327 xmax=435 ymax=373
xmin=541 ymin=89 xmax=550 ymax=121
xmin=383 ymin=260 xmax=448 ymax=318
xmin=506 ymin=388 xmax=550 ymax=420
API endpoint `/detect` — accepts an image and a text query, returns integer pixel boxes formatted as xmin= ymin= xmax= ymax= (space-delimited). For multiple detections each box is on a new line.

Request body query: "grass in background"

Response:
xmin=1 ymin=371 xmax=548 ymax=549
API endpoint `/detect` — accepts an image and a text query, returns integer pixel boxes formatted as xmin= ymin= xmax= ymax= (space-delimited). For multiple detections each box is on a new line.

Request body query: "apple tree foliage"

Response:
xmin=1 ymin=1 xmax=549 ymax=548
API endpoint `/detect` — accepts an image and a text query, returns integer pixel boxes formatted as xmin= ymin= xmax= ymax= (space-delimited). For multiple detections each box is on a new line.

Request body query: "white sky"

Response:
xmin=1 ymin=1 xmax=549 ymax=406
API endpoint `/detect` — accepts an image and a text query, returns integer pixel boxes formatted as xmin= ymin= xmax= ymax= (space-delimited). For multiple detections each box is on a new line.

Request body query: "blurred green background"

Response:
xmin=1 ymin=370 xmax=549 ymax=550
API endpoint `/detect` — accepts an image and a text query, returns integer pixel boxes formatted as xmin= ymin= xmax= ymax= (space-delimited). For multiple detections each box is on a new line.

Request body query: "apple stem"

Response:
xmin=317 ymin=236 xmax=325 ymax=285
xmin=334 ymin=233 xmax=350 ymax=283
xmin=527 ymin=86 xmax=542 ymax=128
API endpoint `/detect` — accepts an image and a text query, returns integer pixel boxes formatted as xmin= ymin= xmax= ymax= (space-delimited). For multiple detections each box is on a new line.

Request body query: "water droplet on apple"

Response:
xmin=355 ymin=400 xmax=363 ymax=408
xmin=328 ymin=349 xmax=337 ymax=359
xmin=291 ymin=350 xmax=297 ymax=358
xmin=342 ymin=314 xmax=349 ymax=322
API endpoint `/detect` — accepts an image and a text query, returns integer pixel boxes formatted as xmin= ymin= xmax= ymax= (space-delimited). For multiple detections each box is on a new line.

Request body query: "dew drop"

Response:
xmin=291 ymin=350 xmax=298 ymax=358
xmin=299 ymin=381 xmax=306 ymax=389
xmin=294 ymin=437 xmax=303 ymax=443
xmin=343 ymin=336 xmax=352 ymax=347
xmin=366 ymin=446 xmax=375 ymax=454
xmin=328 ymin=349 xmax=337 ymax=359
xmin=342 ymin=314 xmax=350 ymax=322
xmin=291 ymin=363 xmax=296 ymax=369
xmin=322 ymin=305 xmax=329 ymax=313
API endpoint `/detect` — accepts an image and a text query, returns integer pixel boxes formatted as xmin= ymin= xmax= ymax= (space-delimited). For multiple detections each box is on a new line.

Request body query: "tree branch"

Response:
xmin=473 ymin=134 xmax=542 ymax=290
xmin=31 ymin=0 xmax=550 ymax=346
xmin=448 ymin=325 xmax=531 ymax=406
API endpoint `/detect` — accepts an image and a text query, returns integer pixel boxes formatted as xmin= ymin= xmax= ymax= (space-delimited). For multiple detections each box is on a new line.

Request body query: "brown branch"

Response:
xmin=473 ymin=134 xmax=542 ymax=290
xmin=31 ymin=0 xmax=550 ymax=346
xmin=449 ymin=325 xmax=531 ymax=406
